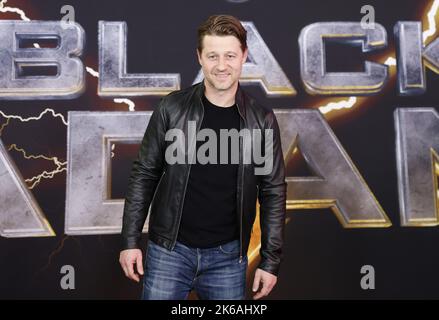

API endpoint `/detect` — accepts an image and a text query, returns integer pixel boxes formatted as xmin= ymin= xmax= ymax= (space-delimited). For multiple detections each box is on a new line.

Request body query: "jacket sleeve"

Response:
xmin=121 ymin=97 xmax=168 ymax=250
xmin=257 ymin=110 xmax=287 ymax=276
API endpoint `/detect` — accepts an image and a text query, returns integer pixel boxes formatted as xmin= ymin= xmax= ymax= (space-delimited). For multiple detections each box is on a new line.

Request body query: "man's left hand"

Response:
xmin=252 ymin=268 xmax=277 ymax=299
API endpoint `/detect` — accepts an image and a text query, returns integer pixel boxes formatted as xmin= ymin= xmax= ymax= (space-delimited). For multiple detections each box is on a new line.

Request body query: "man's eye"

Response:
xmin=227 ymin=55 xmax=235 ymax=58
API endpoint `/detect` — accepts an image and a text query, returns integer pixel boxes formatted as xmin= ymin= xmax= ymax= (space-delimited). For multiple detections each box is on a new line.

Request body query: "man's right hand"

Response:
xmin=119 ymin=249 xmax=144 ymax=282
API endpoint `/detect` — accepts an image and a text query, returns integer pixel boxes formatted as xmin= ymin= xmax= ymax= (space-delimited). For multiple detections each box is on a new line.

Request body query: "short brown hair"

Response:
xmin=197 ymin=15 xmax=247 ymax=53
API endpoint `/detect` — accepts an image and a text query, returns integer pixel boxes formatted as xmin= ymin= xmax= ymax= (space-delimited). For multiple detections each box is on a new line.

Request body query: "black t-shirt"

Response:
xmin=177 ymin=93 xmax=240 ymax=248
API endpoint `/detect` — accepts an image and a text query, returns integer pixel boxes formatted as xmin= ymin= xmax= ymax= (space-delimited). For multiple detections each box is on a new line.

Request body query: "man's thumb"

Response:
xmin=253 ymin=271 xmax=261 ymax=292
xmin=136 ymin=253 xmax=144 ymax=275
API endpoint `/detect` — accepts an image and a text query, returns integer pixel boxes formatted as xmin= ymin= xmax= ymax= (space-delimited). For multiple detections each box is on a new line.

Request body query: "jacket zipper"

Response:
xmin=239 ymin=134 xmax=244 ymax=263
xmin=236 ymin=102 xmax=245 ymax=264
xmin=171 ymin=95 xmax=205 ymax=250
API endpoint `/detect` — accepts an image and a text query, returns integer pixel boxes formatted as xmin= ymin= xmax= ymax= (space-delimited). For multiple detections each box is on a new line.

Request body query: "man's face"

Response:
xmin=197 ymin=34 xmax=248 ymax=92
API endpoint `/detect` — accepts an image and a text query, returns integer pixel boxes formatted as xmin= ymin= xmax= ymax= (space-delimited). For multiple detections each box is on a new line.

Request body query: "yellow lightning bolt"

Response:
xmin=0 ymin=0 xmax=29 ymax=20
xmin=7 ymin=144 xmax=67 ymax=189
xmin=0 ymin=108 xmax=68 ymax=125
xmin=423 ymin=0 xmax=439 ymax=43
xmin=37 ymin=234 xmax=70 ymax=274
xmin=0 ymin=117 xmax=10 ymax=135
xmin=0 ymin=108 xmax=69 ymax=188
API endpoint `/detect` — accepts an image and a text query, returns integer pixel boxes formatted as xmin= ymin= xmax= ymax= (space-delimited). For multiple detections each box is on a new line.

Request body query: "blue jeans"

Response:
xmin=141 ymin=238 xmax=248 ymax=300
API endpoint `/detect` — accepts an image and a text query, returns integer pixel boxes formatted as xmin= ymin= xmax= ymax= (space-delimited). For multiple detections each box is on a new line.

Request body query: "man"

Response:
xmin=119 ymin=14 xmax=286 ymax=300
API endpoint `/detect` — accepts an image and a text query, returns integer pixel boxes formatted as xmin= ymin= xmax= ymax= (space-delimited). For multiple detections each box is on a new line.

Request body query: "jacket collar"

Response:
xmin=195 ymin=80 xmax=246 ymax=119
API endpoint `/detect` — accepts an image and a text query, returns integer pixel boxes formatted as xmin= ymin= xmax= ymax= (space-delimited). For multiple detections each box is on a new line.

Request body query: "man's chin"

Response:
xmin=211 ymin=80 xmax=235 ymax=91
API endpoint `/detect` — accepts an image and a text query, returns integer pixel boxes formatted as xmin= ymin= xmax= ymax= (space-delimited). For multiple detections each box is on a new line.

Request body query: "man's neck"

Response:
xmin=203 ymin=79 xmax=238 ymax=108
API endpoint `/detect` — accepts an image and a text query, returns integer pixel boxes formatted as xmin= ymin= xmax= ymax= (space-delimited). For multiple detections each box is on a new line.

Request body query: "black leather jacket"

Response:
xmin=121 ymin=81 xmax=286 ymax=276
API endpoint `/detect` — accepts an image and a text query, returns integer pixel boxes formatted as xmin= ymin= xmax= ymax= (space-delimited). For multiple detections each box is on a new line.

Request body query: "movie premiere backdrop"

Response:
xmin=1 ymin=0 xmax=439 ymax=299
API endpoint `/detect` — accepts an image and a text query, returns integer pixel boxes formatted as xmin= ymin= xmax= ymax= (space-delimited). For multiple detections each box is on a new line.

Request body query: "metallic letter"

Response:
xmin=0 ymin=139 xmax=55 ymax=237
xmin=98 ymin=21 xmax=180 ymax=96
xmin=275 ymin=109 xmax=391 ymax=227
xmin=394 ymin=22 xmax=425 ymax=95
xmin=395 ymin=108 xmax=439 ymax=226
xmin=0 ymin=20 xmax=85 ymax=100
xmin=299 ymin=22 xmax=388 ymax=95
xmin=65 ymin=112 xmax=152 ymax=234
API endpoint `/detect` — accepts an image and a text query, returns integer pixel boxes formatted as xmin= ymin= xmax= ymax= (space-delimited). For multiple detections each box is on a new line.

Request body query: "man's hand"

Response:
xmin=119 ymin=249 xmax=144 ymax=282
xmin=252 ymin=268 xmax=277 ymax=299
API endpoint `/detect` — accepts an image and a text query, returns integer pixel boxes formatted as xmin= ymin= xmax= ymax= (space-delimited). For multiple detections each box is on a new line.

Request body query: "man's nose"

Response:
xmin=217 ymin=56 xmax=227 ymax=70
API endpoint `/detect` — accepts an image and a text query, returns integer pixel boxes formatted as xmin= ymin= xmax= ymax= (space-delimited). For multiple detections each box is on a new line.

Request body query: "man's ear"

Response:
xmin=242 ymin=48 xmax=248 ymax=65
xmin=197 ymin=49 xmax=202 ymax=65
